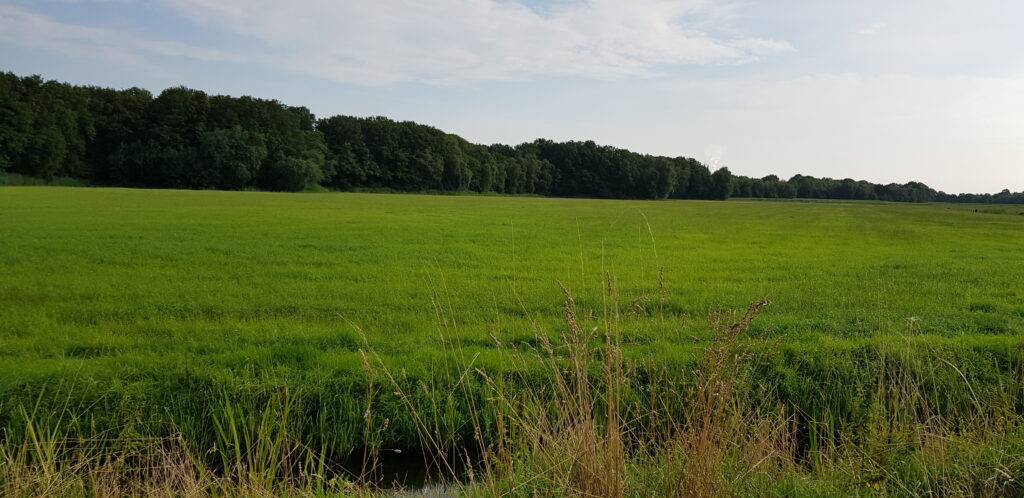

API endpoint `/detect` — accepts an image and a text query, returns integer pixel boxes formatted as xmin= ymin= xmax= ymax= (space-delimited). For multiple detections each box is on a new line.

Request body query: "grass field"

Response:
xmin=2 ymin=187 xmax=1023 ymax=494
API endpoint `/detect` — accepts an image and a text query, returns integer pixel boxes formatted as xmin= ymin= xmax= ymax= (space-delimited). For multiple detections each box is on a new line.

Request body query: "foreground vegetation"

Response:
xmin=5 ymin=294 xmax=1022 ymax=496
xmin=1 ymin=187 xmax=1023 ymax=495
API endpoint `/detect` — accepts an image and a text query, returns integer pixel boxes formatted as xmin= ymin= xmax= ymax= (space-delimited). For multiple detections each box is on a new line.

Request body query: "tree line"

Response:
xmin=2 ymin=72 xmax=1020 ymax=203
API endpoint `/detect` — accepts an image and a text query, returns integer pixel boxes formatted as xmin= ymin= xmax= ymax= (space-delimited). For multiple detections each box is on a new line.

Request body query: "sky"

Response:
xmin=1 ymin=0 xmax=1022 ymax=193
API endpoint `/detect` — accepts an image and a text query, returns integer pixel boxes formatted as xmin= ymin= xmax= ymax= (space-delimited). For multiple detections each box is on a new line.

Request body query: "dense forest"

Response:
xmin=2 ymin=72 xmax=1021 ymax=203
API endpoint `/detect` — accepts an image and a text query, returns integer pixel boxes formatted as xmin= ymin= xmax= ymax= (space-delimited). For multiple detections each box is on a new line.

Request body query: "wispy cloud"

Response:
xmin=858 ymin=22 xmax=887 ymax=36
xmin=628 ymin=72 xmax=1024 ymax=192
xmin=157 ymin=0 xmax=793 ymax=85
xmin=0 ymin=4 xmax=242 ymax=73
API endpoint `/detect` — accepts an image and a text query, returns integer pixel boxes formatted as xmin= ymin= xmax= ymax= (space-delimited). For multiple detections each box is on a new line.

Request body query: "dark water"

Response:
xmin=340 ymin=448 xmax=474 ymax=495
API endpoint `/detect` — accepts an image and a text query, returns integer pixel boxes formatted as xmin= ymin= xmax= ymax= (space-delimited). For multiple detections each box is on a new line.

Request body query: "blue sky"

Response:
xmin=2 ymin=0 xmax=1021 ymax=193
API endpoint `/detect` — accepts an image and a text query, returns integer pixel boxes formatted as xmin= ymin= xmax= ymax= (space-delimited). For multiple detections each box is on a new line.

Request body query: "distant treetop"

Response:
xmin=1 ymin=72 xmax=1019 ymax=203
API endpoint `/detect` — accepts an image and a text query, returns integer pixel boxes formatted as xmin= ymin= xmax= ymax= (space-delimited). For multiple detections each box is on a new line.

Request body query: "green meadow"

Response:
xmin=2 ymin=187 xmax=1023 ymax=493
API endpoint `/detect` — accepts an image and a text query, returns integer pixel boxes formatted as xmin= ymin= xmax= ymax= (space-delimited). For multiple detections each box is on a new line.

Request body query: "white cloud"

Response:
xmin=628 ymin=73 xmax=1024 ymax=192
xmin=441 ymin=70 xmax=1024 ymax=192
xmin=159 ymin=0 xmax=793 ymax=85
xmin=703 ymin=144 xmax=726 ymax=169
xmin=0 ymin=4 xmax=242 ymax=72
xmin=857 ymin=22 xmax=886 ymax=36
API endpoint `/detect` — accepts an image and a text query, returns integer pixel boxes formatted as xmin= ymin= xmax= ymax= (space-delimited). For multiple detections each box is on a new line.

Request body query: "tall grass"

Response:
xmin=2 ymin=277 xmax=1022 ymax=495
xmin=0 ymin=394 xmax=365 ymax=497
xmin=440 ymin=283 xmax=793 ymax=496
xmin=354 ymin=277 xmax=1024 ymax=495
